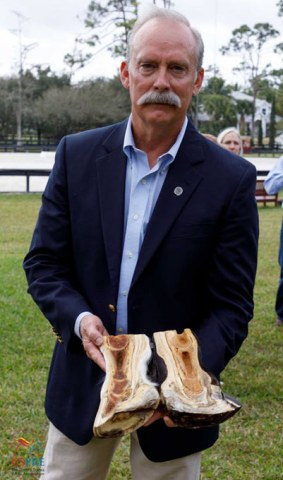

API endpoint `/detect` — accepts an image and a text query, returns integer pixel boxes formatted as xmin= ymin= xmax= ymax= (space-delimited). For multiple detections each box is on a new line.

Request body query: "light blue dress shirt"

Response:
xmin=116 ymin=116 xmax=188 ymax=334
xmin=264 ymin=155 xmax=283 ymax=207
xmin=75 ymin=116 xmax=188 ymax=338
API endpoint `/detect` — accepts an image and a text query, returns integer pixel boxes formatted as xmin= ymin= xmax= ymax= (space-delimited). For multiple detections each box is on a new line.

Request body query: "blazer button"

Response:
xmin=108 ymin=304 xmax=116 ymax=313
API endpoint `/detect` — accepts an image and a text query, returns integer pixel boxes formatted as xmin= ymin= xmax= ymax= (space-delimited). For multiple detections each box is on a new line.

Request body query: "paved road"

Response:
xmin=0 ymin=152 xmax=278 ymax=193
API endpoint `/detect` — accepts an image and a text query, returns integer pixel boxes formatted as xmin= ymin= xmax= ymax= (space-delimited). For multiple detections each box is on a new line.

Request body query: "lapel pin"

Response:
xmin=174 ymin=186 xmax=183 ymax=196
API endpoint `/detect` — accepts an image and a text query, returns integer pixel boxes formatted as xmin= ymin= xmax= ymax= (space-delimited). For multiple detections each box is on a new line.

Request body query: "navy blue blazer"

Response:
xmin=23 ymin=118 xmax=259 ymax=462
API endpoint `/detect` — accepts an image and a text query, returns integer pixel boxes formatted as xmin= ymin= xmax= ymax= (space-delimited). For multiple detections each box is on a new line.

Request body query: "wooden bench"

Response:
xmin=255 ymin=179 xmax=278 ymax=206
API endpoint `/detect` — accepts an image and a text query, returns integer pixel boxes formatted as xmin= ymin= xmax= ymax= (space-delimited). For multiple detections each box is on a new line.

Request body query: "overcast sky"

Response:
xmin=0 ymin=0 xmax=282 ymax=85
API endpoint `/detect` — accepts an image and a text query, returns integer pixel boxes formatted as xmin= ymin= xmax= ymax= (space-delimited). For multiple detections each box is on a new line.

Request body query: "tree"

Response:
xmin=257 ymin=118 xmax=263 ymax=146
xmin=32 ymin=77 xmax=131 ymax=140
xmin=277 ymin=0 xmax=283 ymax=15
xmin=152 ymin=0 xmax=174 ymax=6
xmin=269 ymin=96 xmax=276 ymax=148
xmin=191 ymin=73 xmax=238 ymax=134
xmin=21 ymin=68 xmax=72 ymax=141
xmin=200 ymin=94 xmax=237 ymax=134
xmin=275 ymin=75 xmax=283 ymax=120
xmin=0 ymin=73 xmax=37 ymax=141
xmin=65 ymin=0 xmax=174 ymax=76
xmin=234 ymin=99 xmax=253 ymax=135
xmin=0 ymin=78 xmax=17 ymax=137
xmin=220 ymin=23 xmax=280 ymax=139
xmin=28 ymin=66 xmax=71 ymax=98
xmin=11 ymin=11 xmax=37 ymax=145
xmin=64 ymin=0 xmax=138 ymax=75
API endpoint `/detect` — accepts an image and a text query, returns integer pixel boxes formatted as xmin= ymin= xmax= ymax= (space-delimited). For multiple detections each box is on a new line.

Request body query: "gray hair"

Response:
xmin=217 ymin=127 xmax=243 ymax=155
xmin=126 ymin=6 xmax=204 ymax=73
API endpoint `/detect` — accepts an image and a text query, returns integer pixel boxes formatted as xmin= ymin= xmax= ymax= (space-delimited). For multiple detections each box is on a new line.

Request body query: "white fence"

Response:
xmin=0 ymin=152 xmax=55 ymax=192
xmin=0 ymin=152 xmax=279 ymax=193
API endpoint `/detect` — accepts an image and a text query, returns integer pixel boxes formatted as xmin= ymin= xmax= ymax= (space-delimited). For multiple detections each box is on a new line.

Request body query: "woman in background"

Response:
xmin=217 ymin=127 xmax=243 ymax=155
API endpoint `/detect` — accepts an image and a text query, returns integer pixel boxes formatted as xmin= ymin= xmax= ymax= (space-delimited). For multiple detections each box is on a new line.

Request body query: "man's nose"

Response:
xmin=153 ymin=67 xmax=170 ymax=90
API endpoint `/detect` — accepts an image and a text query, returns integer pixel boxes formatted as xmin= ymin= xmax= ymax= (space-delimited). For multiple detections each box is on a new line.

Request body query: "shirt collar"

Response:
xmin=123 ymin=114 xmax=188 ymax=161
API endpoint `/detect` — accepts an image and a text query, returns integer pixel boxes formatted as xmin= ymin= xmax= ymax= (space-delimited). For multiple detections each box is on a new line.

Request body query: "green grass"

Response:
xmin=0 ymin=195 xmax=282 ymax=479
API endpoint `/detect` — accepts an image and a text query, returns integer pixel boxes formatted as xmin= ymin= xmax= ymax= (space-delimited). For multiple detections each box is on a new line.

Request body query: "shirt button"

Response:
xmin=127 ymin=251 xmax=133 ymax=258
xmin=133 ymin=214 xmax=139 ymax=220
xmin=117 ymin=327 xmax=124 ymax=333
xmin=122 ymin=290 xmax=128 ymax=296
xmin=141 ymin=179 xmax=147 ymax=185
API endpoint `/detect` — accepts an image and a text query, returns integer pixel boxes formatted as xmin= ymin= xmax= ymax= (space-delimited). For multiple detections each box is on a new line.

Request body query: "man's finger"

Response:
xmin=163 ymin=415 xmax=177 ymax=428
xmin=144 ymin=411 xmax=163 ymax=427
xmin=94 ymin=335 xmax=103 ymax=347
xmin=83 ymin=339 xmax=106 ymax=371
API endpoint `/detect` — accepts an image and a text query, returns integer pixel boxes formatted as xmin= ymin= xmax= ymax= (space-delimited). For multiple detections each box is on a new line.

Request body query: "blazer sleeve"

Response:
xmin=23 ymin=137 xmax=93 ymax=349
xmin=194 ymin=162 xmax=259 ymax=377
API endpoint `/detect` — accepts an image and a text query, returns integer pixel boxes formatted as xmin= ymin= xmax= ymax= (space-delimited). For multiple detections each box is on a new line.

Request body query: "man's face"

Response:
xmin=120 ymin=17 xmax=204 ymax=131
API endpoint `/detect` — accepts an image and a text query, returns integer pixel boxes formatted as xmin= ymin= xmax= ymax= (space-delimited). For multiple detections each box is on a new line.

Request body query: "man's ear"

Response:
xmin=120 ymin=61 xmax=130 ymax=89
xmin=192 ymin=67 xmax=204 ymax=97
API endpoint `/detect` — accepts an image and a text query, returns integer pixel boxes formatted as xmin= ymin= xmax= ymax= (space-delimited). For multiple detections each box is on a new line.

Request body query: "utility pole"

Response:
xmin=12 ymin=11 xmax=37 ymax=147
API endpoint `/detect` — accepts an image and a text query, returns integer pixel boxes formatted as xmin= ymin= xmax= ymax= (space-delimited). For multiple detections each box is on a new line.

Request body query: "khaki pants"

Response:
xmin=40 ymin=422 xmax=201 ymax=480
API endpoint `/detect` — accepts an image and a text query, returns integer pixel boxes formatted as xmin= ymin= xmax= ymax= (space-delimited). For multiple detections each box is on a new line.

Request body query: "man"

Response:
xmin=23 ymin=6 xmax=259 ymax=480
xmin=264 ymin=156 xmax=283 ymax=326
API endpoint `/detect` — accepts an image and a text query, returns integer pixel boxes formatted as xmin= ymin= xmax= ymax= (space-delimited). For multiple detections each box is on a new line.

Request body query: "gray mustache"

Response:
xmin=137 ymin=91 xmax=181 ymax=108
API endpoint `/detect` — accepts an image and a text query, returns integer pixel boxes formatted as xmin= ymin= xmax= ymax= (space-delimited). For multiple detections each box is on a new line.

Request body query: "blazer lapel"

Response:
xmin=132 ymin=124 xmax=205 ymax=286
xmin=95 ymin=119 xmax=206 ymax=292
xmin=95 ymin=123 xmax=127 ymax=288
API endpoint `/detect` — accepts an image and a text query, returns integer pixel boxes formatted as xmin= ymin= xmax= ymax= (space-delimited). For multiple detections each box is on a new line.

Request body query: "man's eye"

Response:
xmin=139 ymin=64 xmax=155 ymax=73
xmin=171 ymin=65 xmax=186 ymax=74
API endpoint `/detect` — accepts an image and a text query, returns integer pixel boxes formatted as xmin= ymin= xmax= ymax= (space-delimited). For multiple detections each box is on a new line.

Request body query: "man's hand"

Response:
xmin=144 ymin=411 xmax=177 ymax=428
xmin=80 ymin=314 xmax=108 ymax=371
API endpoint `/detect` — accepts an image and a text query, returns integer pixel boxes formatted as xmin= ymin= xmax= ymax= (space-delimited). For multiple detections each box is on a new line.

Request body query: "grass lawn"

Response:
xmin=0 ymin=194 xmax=282 ymax=479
